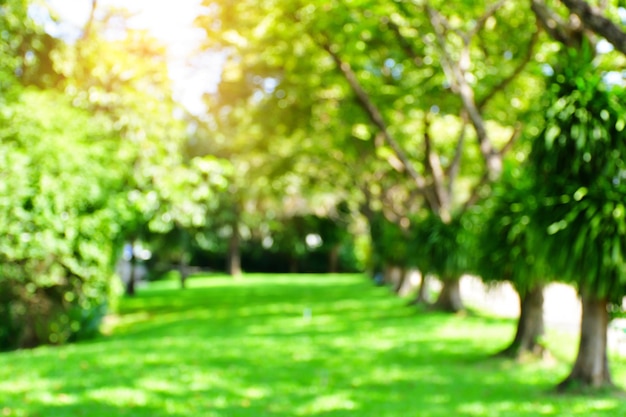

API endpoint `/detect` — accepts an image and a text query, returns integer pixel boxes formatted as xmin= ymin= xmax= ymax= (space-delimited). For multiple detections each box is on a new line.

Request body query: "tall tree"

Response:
xmin=529 ymin=46 xmax=626 ymax=389
xmin=471 ymin=166 xmax=551 ymax=358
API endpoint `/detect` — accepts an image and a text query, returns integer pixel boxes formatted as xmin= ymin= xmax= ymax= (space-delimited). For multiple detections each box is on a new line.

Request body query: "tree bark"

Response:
xmin=531 ymin=0 xmax=583 ymax=48
xmin=393 ymin=268 xmax=411 ymax=295
xmin=498 ymin=283 xmax=545 ymax=358
xmin=385 ymin=265 xmax=404 ymax=289
xmin=561 ymin=0 xmax=626 ymax=56
xmin=433 ymin=277 xmax=463 ymax=313
xmin=179 ymin=255 xmax=189 ymax=289
xmin=412 ymin=273 xmax=431 ymax=305
xmin=558 ymin=293 xmax=613 ymax=391
xmin=396 ymin=269 xmax=419 ymax=297
xmin=227 ymin=224 xmax=241 ymax=277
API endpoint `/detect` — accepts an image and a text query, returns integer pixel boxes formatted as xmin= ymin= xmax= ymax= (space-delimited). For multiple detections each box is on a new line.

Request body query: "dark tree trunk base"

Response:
xmin=408 ymin=273 xmax=431 ymax=306
xmin=179 ymin=267 xmax=188 ymax=289
xmin=392 ymin=267 xmax=406 ymax=294
xmin=557 ymin=294 xmax=613 ymax=392
xmin=496 ymin=340 xmax=548 ymax=360
xmin=433 ymin=277 xmax=463 ymax=313
xmin=496 ymin=284 xmax=546 ymax=360
xmin=125 ymin=254 xmax=137 ymax=297
xmin=227 ymin=228 xmax=242 ymax=277
xmin=328 ymin=245 xmax=340 ymax=273
xmin=289 ymin=258 xmax=298 ymax=274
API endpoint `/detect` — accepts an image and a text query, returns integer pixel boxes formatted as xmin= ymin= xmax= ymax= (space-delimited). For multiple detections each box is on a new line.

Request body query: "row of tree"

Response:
xmin=194 ymin=0 xmax=626 ymax=391
xmin=2 ymin=0 xmax=626 ymax=393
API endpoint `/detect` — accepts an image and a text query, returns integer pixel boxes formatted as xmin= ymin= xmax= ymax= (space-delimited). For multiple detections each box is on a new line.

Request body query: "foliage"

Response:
xmin=408 ymin=211 xmax=473 ymax=280
xmin=367 ymin=211 xmax=411 ymax=269
xmin=195 ymin=0 xmax=541 ymax=217
xmin=0 ymin=90 xmax=126 ymax=349
xmin=0 ymin=0 xmax=61 ymax=94
xmin=529 ymin=47 xmax=626 ymax=301
xmin=238 ymin=213 xmax=357 ymax=273
xmin=0 ymin=274 xmax=624 ymax=415
xmin=470 ymin=164 xmax=551 ymax=294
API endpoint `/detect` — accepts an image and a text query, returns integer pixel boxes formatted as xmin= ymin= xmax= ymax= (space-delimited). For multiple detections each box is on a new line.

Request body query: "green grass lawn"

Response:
xmin=1 ymin=273 xmax=625 ymax=416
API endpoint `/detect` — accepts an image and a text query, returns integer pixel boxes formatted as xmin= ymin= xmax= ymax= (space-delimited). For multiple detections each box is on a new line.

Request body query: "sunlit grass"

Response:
xmin=0 ymin=273 xmax=625 ymax=416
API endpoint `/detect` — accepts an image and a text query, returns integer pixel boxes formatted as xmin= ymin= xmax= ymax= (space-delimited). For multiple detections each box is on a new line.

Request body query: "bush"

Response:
xmin=0 ymin=91 xmax=125 ymax=349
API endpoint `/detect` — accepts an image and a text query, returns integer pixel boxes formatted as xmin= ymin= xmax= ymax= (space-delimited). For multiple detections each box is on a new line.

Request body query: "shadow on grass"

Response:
xmin=0 ymin=273 xmax=624 ymax=417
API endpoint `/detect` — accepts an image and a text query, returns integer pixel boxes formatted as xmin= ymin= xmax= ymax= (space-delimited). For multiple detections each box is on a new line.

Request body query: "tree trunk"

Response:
xmin=328 ymin=244 xmax=340 ymax=273
xmin=433 ymin=277 xmax=463 ymax=313
xmin=179 ymin=255 xmax=189 ymax=289
xmin=179 ymin=232 xmax=190 ymax=289
xmin=393 ymin=267 xmax=408 ymax=295
xmin=386 ymin=265 xmax=403 ymax=289
xmin=498 ymin=283 xmax=545 ymax=358
xmin=411 ymin=273 xmax=431 ymax=305
xmin=558 ymin=293 xmax=613 ymax=391
xmin=289 ymin=256 xmax=299 ymax=273
xmin=396 ymin=269 xmax=419 ymax=297
xmin=125 ymin=241 xmax=137 ymax=296
xmin=227 ymin=225 xmax=241 ymax=277
xmin=561 ymin=0 xmax=626 ymax=56
xmin=382 ymin=265 xmax=392 ymax=285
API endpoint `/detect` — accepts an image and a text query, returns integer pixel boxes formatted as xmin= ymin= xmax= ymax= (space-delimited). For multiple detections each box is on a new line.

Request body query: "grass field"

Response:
xmin=1 ymin=273 xmax=625 ymax=416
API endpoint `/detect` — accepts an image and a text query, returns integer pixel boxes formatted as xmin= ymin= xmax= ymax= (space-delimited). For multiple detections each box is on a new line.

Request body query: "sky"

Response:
xmin=44 ymin=0 xmax=224 ymax=114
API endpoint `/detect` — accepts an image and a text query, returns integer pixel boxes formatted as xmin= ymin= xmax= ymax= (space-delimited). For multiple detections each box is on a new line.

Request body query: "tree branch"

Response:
xmin=531 ymin=0 xmax=582 ymax=47
xmin=468 ymin=0 xmax=507 ymax=38
xmin=81 ymin=0 xmax=98 ymax=40
xmin=498 ymin=123 xmax=523 ymax=156
xmin=314 ymin=36 xmax=440 ymax=212
xmin=423 ymin=111 xmax=449 ymax=220
xmin=446 ymin=113 xmax=468 ymax=196
xmin=386 ymin=18 xmax=423 ymax=67
xmin=463 ymin=171 xmax=490 ymax=210
xmin=383 ymin=10 xmax=442 ymax=92
xmin=477 ymin=28 xmax=539 ymax=111
xmin=426 ymin=4 xmax=502 ymax=178
xmin=562 ymin=0 xmax=626 ymax=56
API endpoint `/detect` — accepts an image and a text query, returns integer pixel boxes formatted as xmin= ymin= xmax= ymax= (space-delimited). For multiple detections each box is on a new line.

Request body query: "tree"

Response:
xmin=470 ymin=165 xmax=552 ymax=358
xmin=146 ymin=155 xmax=232 ymax=286
xmin=0 ymin=90 xmax=125 ymax=348
xmin=528 ymin=46 xmax=626 ymax=389
xmin=409 ymin=212 xmax=473 ymax=312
